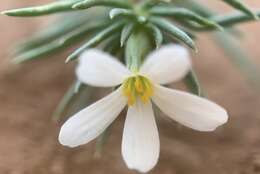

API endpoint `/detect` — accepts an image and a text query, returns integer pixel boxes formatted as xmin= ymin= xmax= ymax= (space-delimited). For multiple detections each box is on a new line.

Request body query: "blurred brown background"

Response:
xmin=0 ymin=1 xmax=260 ymax=174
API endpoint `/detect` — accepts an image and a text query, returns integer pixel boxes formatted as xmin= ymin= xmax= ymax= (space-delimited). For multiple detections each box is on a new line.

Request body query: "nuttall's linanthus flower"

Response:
xmin=59 ymin=44 xmax=228 ymax=173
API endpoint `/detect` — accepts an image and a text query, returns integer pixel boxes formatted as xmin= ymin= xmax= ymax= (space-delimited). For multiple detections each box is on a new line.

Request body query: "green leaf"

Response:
xmin=109 ymin=8 xmax=133 ymax=19
xmin=52 ymin=81 xmax=79 ymax=122
xmin=177 ymin=26 xmax=196 ymax=39
xmin=14 ymin=9 xmax=109 ymax=53
xmin=173 ymin=1 xmax=259 ymax=31
xmin=66 ymin=20 xmax=125 ymax=62
xmin=140 ymin=0 xmax=170 ymax=9
xmin=175 ymin=0 xmax=259 ymax=25
xmin=184 ymin=70 xmax=203 ymax=96
xmin=94 ymin=126 xmax=111 ymax=158
xmin=15 ymin=13 xmax=94 ymax=54
xmin=120 ymin=23 xmax=135 ymax=47
xmin=74 ymin=81 xmax=82 ymax=94
xmin=103 ymin=34 xmax=121 ymax=54
xmin=173 ymin=0 xmax=214 ymax=17
xmin=13 ymin=40 xmax=64 ymax=63
xmin=174 ymin=0 xmax=258 ymax=32
xmin=222 ymin=0 xmax=258 ymax=19
xmin=212 ymin=31 xmax=260 ymax=89
xmin=149 ymin=17 xmax=197 ymax=51
xmin=60 ymin=20 xmax=109 ymax=45
xmin=182 ymin=10 xmax=260 ymax=31
xmin=1 ymin=0 xmax=80 ymax=17
xmin=150 ymin=7 xmax=223 ymax=30
xmin=14 ymin=20 xmax=107 ymax=63
xmin=52 ymin=81 xmax=94 ymax=122
xmin=146 ymin=23 xmax=163 ymax=49
xmin=211 ymin=11 xmax=260 ymax=27
xmin=72 ymin=0 xmax=131 ymax=9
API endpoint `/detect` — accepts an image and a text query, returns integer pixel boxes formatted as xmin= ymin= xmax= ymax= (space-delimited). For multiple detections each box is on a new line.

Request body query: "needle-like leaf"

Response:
xmin=13 ymin=40 xmax=64 ymax=63
xmin=150 ymin=17 xmax=197 ymax=51
xmin=182 ymin=10 xmax=260 ymax=31
xmin=1 ymin=0 xmax=80 ymax=17
xmin=146 ymin=23 xmax=163 ymax=49
xmin=66 ymin=20 xmax=125 ymax=62
xmin=120 ymin=23 xmax=135 ymax=47
xmin=184 ymin=70 xmax=203 ymax=96
xmin=211 ymin=11 xmax=260 ymax=27
xmin=52 ymin=82 xmax=94 ymax=122
xmin=103 ymin=34 xmax=121 ymax=54
xmin=173 ymin=0 xmax=214 ymax=17
xmin=213 ymin=31 xmax=260 ymax=89
xmin=94 ymin=126 xmax=111 ymax=158
xmin=72 ymin=0 xmax=131 ymax=9
xmin=15 ymin=13 xmax=93 ymax=54
xmin=109 ymin=8 xmax=134 ymax=19
xmin=222 ymin=0 xmax=258 ymax=19
xmin=173 ymin=0 xmax=258 ymax=32
xmin=150 ymin=7 xmax=223 ymax=30
xmin=14 ymin=21 xmax=107 ymax=63
xmin=60 ymin=20 xmax=109 ymax=45
xmin=52 ymin=81 xmax=80 ymax=122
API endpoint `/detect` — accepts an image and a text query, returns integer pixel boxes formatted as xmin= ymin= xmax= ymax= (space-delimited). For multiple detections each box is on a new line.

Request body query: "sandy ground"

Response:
xmin=1 ymin=1 xmax=260 ymax=174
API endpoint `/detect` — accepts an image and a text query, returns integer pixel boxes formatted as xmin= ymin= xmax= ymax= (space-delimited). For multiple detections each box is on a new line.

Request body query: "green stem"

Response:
xmin=125 ymin=28 xmax=154 ymax=72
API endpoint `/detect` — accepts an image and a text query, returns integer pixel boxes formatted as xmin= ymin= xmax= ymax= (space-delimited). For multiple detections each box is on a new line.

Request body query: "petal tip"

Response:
xmin=216 ymin=109 xmax=229 ymax=127
xmin=123 ymin=159 xmax=158 ymax=173
xmin=198 ymin=110 xmax=229 ymax=132
xmin=58 ymin=127 xmax=77 ymax=148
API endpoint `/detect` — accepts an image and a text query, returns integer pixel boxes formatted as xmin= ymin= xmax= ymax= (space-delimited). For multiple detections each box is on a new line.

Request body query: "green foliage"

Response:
xmin=2 ymin=0 xmax=260 ymax=155
xmin=146 ymin=23 xmax=163 ymax=49
xmin=52 ymin=81 xmax=94 ymax=122
xmin=4 ymin=0 xmax=259 ymax=64
xmin=72 ymin=0 xmax=131 ymax=9
xmin=1 ymin=0 xmax=260 ymax=123
xmin=150 ymin=6 xmax=223 ymax=30
xmin=66 ymin=19 xmax=125 ymax=62
xmin=184 ymin=70 xmax=203 ymax=96
xmin=222 ymin=0 xmax=258 ymax=19
xmin=149 ymin=17 xmax=196 ymax=50
xmin=213 ymin=31 xmax=260 ymax=89
xmin=120 ymin=23 xmax=135 ymax=47
xmin=1 ymin=1 xmax=80 ymax=16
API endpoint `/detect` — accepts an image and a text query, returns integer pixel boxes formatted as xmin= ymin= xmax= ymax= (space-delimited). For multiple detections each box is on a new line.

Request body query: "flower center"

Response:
xmin=122 ymin=75 xmax=153 ymax=106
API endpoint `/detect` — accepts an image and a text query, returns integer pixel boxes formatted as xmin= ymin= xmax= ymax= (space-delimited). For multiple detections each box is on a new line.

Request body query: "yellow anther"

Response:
xmin=122 ymin=75 xmax=153 ymax=106
xmin=143 ymin=79 xmax=153 ymax=96
xmin=134 ymin=76 xmax=144 ymax=93
xmin=140 ymin=94 xmax=149 ymax=103
xmin=122 ymin=79 xmax=130 ymax=96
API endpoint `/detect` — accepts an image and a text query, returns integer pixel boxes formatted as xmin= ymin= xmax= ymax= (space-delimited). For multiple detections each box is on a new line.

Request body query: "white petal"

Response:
xmin=152 ymin=85 xmax=228 ymax=132
xmin=140 ymin=44 xmax=191 ymax=84
xmin=59 ymin=87 xmax=126 ymax=147
xmin=122 ymin=100 xmax=160 ymax=173
xmin=76 ymin=49 xmax=131 ymax=87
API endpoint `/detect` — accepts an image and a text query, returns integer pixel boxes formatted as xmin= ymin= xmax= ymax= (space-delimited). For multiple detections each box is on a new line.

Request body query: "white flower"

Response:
xmin=59 ymin=44 xmax=228 ymax=173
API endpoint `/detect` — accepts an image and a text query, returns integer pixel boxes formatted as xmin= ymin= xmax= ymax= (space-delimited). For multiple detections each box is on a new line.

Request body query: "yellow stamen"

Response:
xmin=123 ymin=79 xmax=131 ymax=97
xmin=140 ymin=94 xmax=149 ymax=103
xmin=122 ymin=75 xmax=153 ymax=106
xmin=135 ymin=76 xmax=144 ymax=93
xmin=143 ymin=79 xmax=153 ymax=96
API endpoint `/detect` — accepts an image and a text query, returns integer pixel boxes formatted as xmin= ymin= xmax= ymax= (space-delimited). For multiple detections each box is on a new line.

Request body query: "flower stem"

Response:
xmin=125 ymin=28 xmax=154 ymax=72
